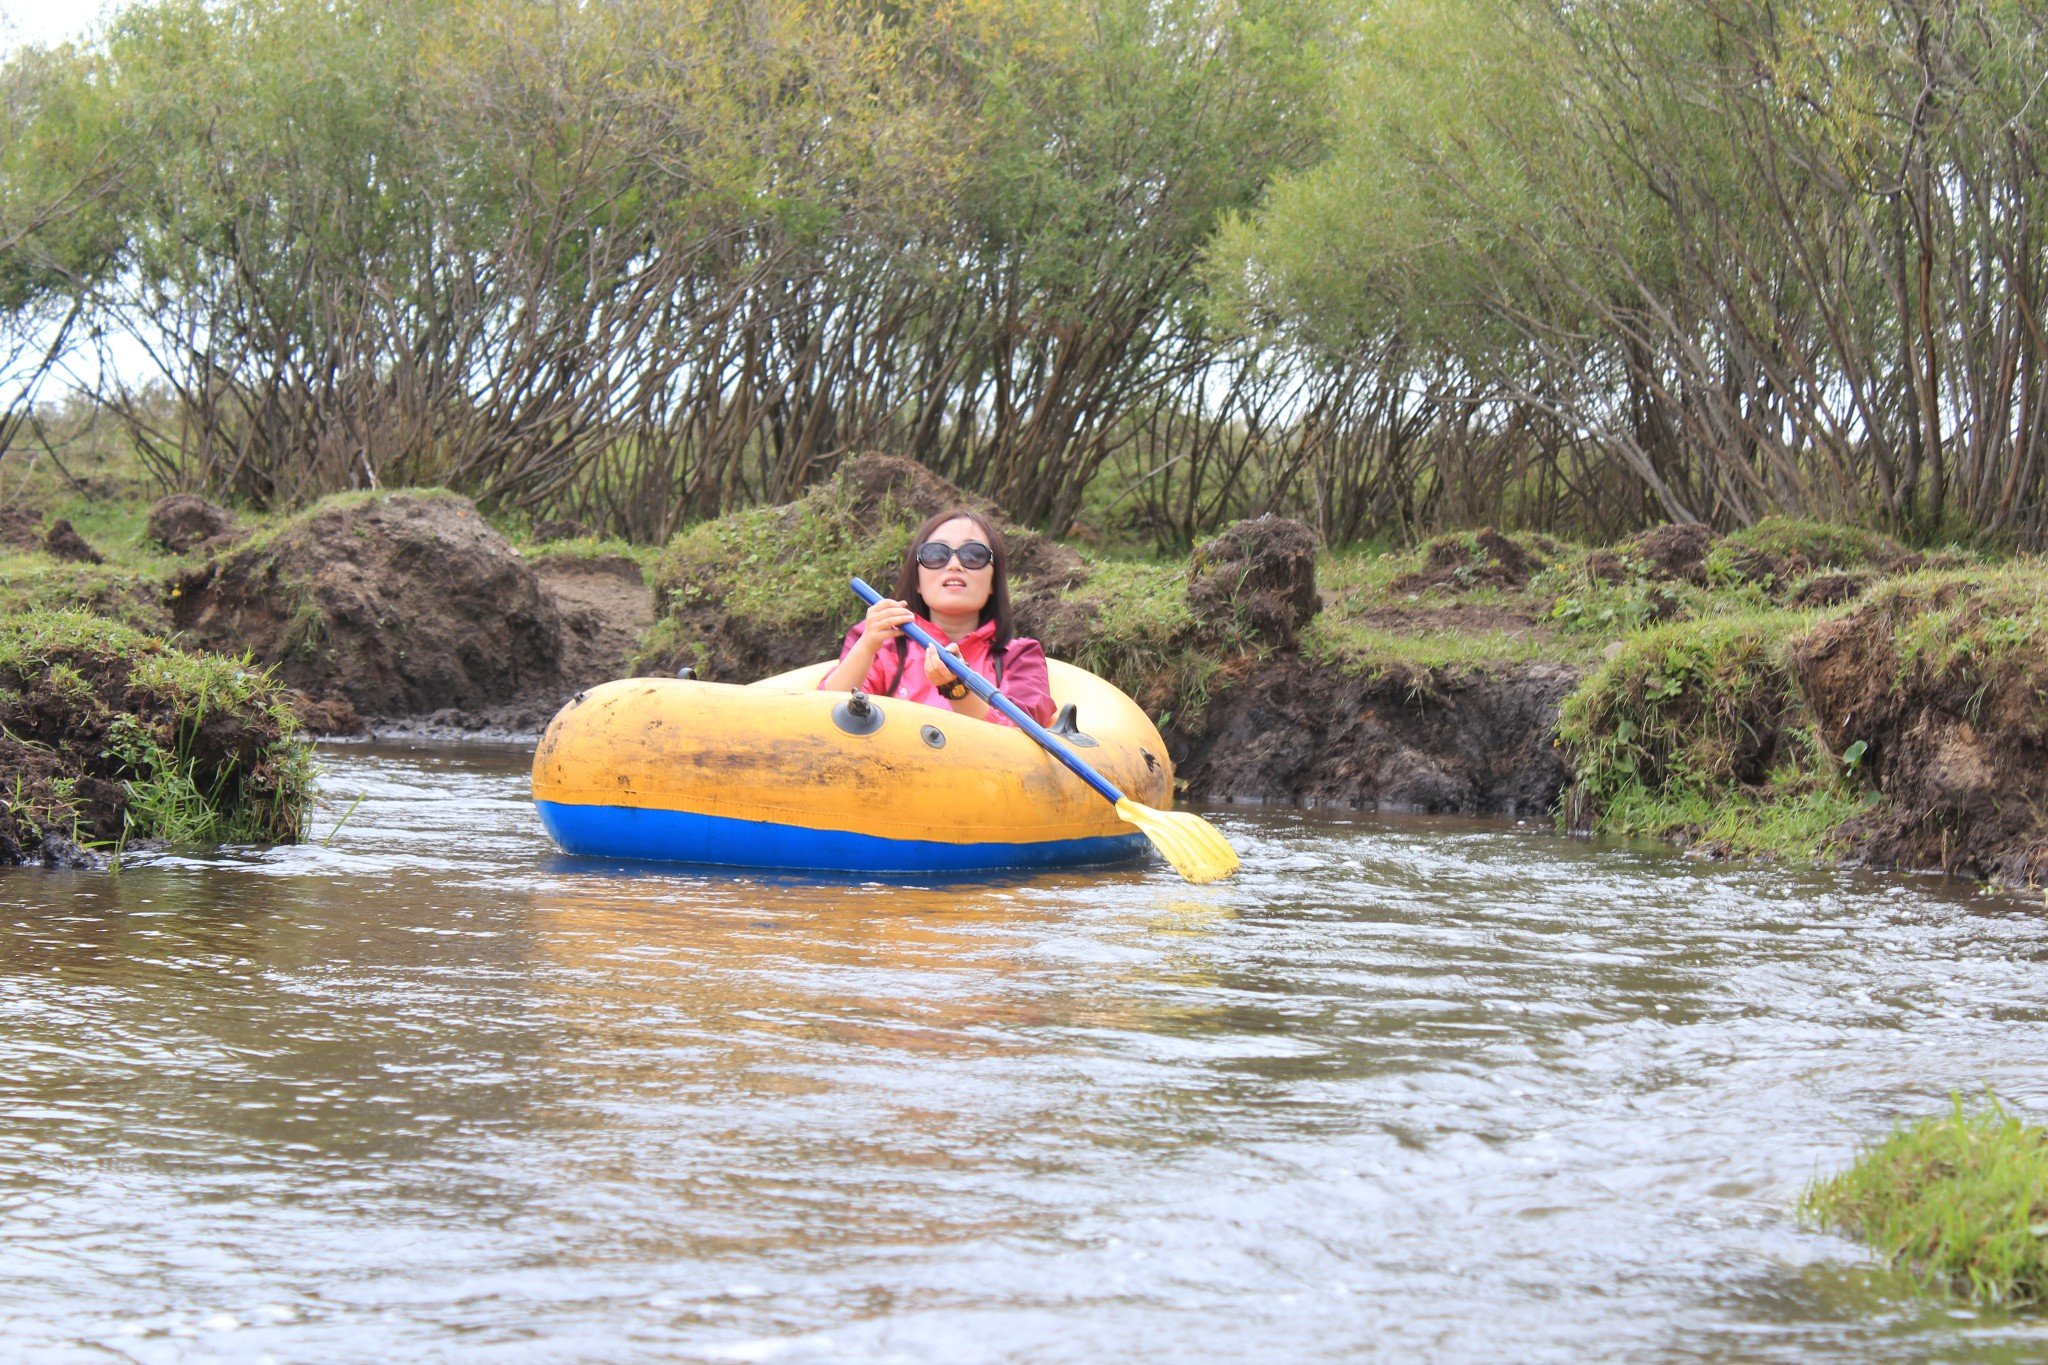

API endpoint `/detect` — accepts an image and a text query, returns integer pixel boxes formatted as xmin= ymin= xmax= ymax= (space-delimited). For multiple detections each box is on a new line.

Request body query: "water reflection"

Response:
xmin=1 ymin=742 xmax=2046 ymax=1362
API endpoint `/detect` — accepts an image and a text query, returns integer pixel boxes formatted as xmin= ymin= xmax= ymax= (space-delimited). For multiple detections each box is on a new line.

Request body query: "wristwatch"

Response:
xmin=936 ymin=677 xmax=971 ymax=701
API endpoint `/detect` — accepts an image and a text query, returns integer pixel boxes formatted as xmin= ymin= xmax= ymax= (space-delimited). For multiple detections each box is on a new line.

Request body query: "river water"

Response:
xmin=3 ymin=742 xmax=2046 ymax=1363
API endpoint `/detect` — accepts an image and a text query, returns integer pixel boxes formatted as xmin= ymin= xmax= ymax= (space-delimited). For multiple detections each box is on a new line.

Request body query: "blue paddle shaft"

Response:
xmin=849 ymin=577 xmax=1127 ymax=805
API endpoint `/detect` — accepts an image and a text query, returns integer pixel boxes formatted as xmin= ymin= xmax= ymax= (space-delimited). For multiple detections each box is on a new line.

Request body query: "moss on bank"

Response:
xmin=0 ymin=610 xmax=313 ymax=861
xmin=1874 ymin=564 xmax=2048 ymax=698
xmin=1708 ymin=515 xmax=1926 ymax=582
xmin=1803 ymin=1096 xmax=2048 ymax=1306
xmin=1043 ymin=559 xmax=1222 ymax=721
xmin=631 ymin=479 xmax=914 ymax=680
xmin=622 ymin=482 xmax=2048 ymax=874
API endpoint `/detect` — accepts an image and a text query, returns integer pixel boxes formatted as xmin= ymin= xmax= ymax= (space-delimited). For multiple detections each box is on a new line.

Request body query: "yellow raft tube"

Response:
xmin=531 ymin=660 xmax=1174 ymax=873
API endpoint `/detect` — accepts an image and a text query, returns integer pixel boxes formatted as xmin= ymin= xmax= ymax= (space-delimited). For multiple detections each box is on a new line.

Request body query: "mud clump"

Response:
xmin=287 ymin=692 xmax=365 ymax=738
xmin=1188 ymin=515 xmax=1319 ymax=647
xmin=1628 ymin=521 xmax=1716 ymax=583
xmin=0 ymin=611 xmax=311 ymax=865
xmin=41 ymin=519 xmax=103 ymax=565
xmin=1170 ymin=657 xmax=1578 ymax=816
xmin=1788 ymin=571 xmax=1876 ymax=609
xmin=1790 ymin=573 xmax=2048 ymax=884
xmin=1585 ymin=522 xmax=1717 ymax=585
xmin=0 ymin=507 xmax=103 ymax=565
xmin=531 ymin=518 xmax=588 ymax=543
xmin=1717 ymin=516 xmax=1924 ymax=591
xmin=1393 ymin=528 xmax=1546 ymax=593
xmin=147 ymin=494 xmax=242 ymax=554
xmin=169 ymin=491 xmax=562 ymax=717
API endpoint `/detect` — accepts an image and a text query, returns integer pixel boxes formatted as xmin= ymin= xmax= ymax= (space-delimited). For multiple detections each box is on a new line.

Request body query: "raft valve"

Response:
xmin=832 ymin=689 xmax=886 ymax=736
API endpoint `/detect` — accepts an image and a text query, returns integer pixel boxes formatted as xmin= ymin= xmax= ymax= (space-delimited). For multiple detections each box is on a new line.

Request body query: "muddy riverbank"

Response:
xmin=6 ymin=461 xmax=2048 ymax=888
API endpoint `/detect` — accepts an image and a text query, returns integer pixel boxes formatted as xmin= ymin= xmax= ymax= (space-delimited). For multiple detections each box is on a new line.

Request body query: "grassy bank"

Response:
xmin=1803 ymin=1096 xmax=2048 ymax=1306
xmin=0 ymin=609 xmax=313 ymax=861
xmin=10 ymin=438 xmax=2046 ymax=877
xmin=616 ymin=486 xmax=2031 ymax=871
xmin=1555 ymin=611 xmax=1874 ymax=858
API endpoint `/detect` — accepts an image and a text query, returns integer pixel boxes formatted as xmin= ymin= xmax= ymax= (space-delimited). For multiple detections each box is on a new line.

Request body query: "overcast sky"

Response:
xmin=0 ymin=0 xmax=108 ymax=53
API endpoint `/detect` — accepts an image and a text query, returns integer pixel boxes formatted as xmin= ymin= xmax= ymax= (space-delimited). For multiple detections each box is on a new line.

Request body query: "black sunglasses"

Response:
xmin=915 ymin=539 xmax=994 ymax=571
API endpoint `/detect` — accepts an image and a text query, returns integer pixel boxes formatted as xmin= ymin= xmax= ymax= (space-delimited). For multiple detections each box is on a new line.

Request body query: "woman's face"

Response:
xmin=917 ymin=516 xmax=995 ymax=620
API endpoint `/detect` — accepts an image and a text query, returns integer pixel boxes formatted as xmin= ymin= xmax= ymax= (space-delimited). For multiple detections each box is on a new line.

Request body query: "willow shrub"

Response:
xmin=1804 ymin=1096 xmax=2048 ymax=1306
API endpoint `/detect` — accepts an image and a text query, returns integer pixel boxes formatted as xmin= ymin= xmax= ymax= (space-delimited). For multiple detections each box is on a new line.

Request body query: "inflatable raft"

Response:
xmin=530 ymin=660 xmax=1175 ymax=873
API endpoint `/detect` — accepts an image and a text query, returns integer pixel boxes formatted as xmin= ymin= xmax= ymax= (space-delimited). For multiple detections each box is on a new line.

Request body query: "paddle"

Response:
xmin=850 ymin=577 xmax=1239 ymax=883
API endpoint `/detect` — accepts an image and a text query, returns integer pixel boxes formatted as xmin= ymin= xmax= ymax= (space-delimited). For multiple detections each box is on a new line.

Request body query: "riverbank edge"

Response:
xmin=0 ymin=609 xmax=315 ymax=867
xmin=6 ymin=463 xmax=2047 ymax=892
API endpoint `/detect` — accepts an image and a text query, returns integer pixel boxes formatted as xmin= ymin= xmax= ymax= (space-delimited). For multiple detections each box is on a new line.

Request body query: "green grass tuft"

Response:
xmin=1711 ymin=515 xmax=1918 ymax=575
xmin=522 ymin=536 xmax=662 ymax=570
xmin=0 ymin=552 xmax=175 ymax=633
xmin=1559 ymin=611 xmax=1811 ymax=791
xmin=1803 ymin=1094 xmax=2048 ymax=1306
xmin=1300 ymin=617 xmax=1556 ymax=678
xmin=1875 ymin=565 xmax=2048 ymax=686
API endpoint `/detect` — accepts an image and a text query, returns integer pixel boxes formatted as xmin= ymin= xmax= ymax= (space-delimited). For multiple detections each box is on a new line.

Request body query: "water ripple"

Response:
xmin=1 ymin=742 xmax=2045 ymax=1362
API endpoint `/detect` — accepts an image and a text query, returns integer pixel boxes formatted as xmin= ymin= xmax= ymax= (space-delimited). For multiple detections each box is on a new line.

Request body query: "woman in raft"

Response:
xmin=819 ymin=510 xmax=1055 ymax=727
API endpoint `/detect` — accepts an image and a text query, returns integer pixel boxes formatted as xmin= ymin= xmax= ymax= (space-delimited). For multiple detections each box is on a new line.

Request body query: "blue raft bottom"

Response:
xmin=535 ymin=800 xmax=1151 ymax=874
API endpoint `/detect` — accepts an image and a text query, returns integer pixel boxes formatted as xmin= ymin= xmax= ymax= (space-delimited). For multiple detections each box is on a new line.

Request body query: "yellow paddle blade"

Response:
xmin=1115 ymin=797 xmax=1240 ymax=884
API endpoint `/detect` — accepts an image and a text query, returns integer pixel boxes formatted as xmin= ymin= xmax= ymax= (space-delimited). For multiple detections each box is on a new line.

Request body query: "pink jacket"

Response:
xmin=825 ymin=617 xmax=1056 ymax=728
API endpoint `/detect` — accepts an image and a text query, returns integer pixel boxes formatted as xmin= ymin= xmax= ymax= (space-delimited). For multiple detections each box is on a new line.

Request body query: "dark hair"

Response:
xmin=892 ymin=508 xmax=1014 ymax=649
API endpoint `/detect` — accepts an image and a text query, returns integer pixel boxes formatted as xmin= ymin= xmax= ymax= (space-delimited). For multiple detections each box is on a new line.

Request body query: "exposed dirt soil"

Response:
xmin=169 ymin=492 xmax=563 ymax=718
xmin=0 ymin=505 xmax=43 ymax=552
xmin=1635 ymin=522 xmax=1716 ymax=577
xmin=1788 ymin=571 xmax=1877 ymax=609
xmin=42 ymin=519 xmax=102 ymax=564
xmin=1169 ymin=656 xmax=1580 ymax=816
xmin=288 ymin=693 xmax=364 ymax=737
xmin=1791 ymin=588 xmax=2048 ymax=884
xmin=1353 ymin=601 xmax=1550 ymax=637
xmin=0 ymin=734 xmax=101 ymax=866
xmin=533 ymin=554 xmax=655 ymax=691
xmin=532 ymin=518 xmax=589 ymax=543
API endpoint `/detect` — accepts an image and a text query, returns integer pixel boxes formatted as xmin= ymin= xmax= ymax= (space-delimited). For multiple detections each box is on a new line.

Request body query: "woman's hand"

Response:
xmin=853 ymin=597 xmax=915 ymax=658
xmin=923 ymin=640 xmax=989 ymax=718
xmin=922 ymin=640 xmax=962 ymax=687
xmin=820 ymin=598 xmax=916 ymax=695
